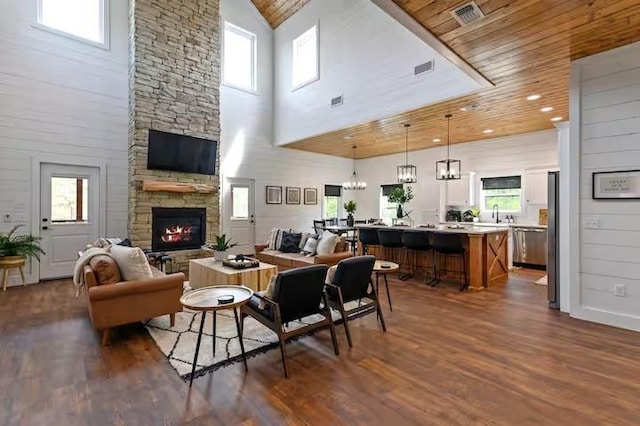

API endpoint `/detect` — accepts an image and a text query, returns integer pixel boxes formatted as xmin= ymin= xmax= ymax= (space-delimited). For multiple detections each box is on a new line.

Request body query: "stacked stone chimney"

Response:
xmin=128 ymin=0 xmax=220 ymax=271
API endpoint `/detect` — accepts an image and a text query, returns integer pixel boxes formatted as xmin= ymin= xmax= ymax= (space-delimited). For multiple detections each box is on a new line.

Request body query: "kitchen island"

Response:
xmin=357 ymin=225 xmax=509 ymax=290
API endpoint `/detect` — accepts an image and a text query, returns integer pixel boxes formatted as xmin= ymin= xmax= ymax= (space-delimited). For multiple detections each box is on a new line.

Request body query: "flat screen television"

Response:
xmin=147 ymin=130 xmax=218 ymax=175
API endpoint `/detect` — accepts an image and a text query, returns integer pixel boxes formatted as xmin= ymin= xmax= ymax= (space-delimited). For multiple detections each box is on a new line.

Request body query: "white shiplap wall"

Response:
xmin=272 ymin=0 xmax=482 ymax=146
xmin=0 ymin=0 xmax=129 ymax=284
xmin=572 ymin=41 xmax=640 ymax=331
xmin=219 ymin=0 xmax=351 ymax=244
xmin=350 ymin=130 xmax=558 ymax=224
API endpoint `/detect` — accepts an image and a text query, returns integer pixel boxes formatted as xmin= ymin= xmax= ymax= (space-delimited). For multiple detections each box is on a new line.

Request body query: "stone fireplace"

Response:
xmin=127 ymin=0 xmax=220 ymax=271
xmin=151 ymin=208 xmax=206 ymax=252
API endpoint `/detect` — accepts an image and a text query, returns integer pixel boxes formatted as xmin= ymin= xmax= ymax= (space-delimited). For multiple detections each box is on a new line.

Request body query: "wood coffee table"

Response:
xmin=189 ymin=258 xmax=278 ymax=291
xmin=180 ymin=285 xmax=253 ymax=387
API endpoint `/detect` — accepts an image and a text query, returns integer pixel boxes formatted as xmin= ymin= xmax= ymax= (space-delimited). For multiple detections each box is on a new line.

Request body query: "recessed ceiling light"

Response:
xmin=550 ymin=116 xmax=563 ymax=122
xmin=343 ymin=135 xmax=353 ymax=140
xmin=433 ymin=138 xmax=441 ymax=143
xmin=541 ymin=106 xmax=553 ymax=112
xmin=483 ymin=129 xmax=493 ymax=134
xmin=527 ymin=94 xmax=541 ymax=101
xmin=460 ymin=103 xmax=480 ymax=112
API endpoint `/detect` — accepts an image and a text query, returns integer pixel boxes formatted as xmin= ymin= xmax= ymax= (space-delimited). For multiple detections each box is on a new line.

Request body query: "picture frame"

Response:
xmin=592 ymin=170 xmax=640 ymax=200
xmin=286 ymin=187 xmax=301 ymax=204
xmin=266 ymin=186 xmax=282 ymax=204
xmin=304 ymin=188 xmax=318 ymax=205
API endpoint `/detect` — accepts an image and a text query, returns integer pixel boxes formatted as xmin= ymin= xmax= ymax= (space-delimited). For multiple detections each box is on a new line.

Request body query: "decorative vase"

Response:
xmin=214 ymin=250 xmax=227 ymax=262
xmin=473 ymin=217 xmax=479 ymax=223
xmin=347 ymin=214 xmax=355 ymax=227
xmin=396 ymin=205 xmax=404 ymax=219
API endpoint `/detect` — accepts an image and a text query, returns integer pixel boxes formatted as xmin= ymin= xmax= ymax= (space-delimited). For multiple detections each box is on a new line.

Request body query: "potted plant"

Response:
xmin=463 ymin=206 xmax=481 ymax=223
xmin=0 ymin=225 xmax=45 ymax=262
xmin=344 ymin=200 xmax=357 ymax=226
xmin=203 ymin=234 xmax=237 ymax=262
xmin=388 ymin=186 xmax=414 ymax=218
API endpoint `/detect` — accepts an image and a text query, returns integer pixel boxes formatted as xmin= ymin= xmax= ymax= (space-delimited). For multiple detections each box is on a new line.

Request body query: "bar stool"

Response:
xmin=400 ymin=230 xmax=434 ymax=284
xmin=358 ymin=228 xmax=379 ymax=255
xmin=377 ymin=229 xmax=405 ymax=269
xmin=431 ymin=233 xmax=468 ymax=291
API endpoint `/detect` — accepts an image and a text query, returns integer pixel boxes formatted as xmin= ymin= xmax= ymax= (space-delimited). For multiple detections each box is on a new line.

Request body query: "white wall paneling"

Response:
xmin=272 ymin=0 xmax=483 ymax=146
xmin=570 ymin=41 xmax=640 ymax=332
xmin=0 ymin=0 xmax=129 ymax=285
xmin=219 ymin=0 xmax=351 ymax=245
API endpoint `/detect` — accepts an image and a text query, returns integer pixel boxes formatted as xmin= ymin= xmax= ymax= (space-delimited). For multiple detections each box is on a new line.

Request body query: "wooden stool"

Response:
xmin=0 ymin=257 xmax=27 ymax=291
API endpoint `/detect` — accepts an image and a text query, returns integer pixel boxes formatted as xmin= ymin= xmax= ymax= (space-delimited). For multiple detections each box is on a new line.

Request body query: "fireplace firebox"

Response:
xmin=151 ymin=208 xmax=206 ymax=252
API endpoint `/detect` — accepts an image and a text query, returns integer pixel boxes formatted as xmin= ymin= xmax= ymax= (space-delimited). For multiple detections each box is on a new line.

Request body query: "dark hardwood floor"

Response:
xmin=2 ymin=270 xmax=640 ymax=425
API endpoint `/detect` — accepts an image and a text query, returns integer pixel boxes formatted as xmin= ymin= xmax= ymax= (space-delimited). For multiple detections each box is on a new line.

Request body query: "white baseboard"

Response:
xmin=571 ymin=307 xmax=640 ymax=333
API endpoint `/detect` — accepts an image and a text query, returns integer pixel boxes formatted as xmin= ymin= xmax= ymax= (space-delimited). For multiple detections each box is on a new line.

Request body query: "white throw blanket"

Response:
xmin=73 ymin=247 xmax=110 ymax=297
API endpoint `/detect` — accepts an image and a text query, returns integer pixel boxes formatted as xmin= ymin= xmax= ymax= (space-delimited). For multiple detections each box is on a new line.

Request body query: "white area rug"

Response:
xmin=145 ymin=301 xmax=369 ymax=382
xmin=535 ymin=275 xmax=548 ymax=286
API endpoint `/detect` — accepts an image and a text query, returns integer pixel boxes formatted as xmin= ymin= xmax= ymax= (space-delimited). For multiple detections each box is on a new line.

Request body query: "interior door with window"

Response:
xmin=40 ymin=164 xmax=100 ymax=279
xmin=226 ymin=178 xmax=255 ymax=256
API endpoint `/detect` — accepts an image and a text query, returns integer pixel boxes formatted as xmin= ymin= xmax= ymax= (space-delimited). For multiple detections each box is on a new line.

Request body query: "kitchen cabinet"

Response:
xmin=525 ymin=171 xmax=548 ymax=205
xmin=446 ymin=175 xmax=470 ymax=206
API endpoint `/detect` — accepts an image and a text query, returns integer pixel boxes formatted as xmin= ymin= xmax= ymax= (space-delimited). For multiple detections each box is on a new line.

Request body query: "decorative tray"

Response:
xmin=222 ymin=258 xmax=260 ymax=269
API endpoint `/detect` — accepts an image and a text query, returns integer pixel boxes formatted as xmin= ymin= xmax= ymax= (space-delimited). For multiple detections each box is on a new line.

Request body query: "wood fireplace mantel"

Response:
xmin=141 ymin=180 xmax=217 ymax=194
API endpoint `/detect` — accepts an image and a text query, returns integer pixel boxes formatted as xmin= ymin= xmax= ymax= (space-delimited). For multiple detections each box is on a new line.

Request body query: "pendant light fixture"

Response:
xmin=397 ymin=123 xmax=417 ymax=183
xmin=343 ymin=145 xmax=367 ymax=190
xmin=436 ymin=114 xmax=461 ymax=180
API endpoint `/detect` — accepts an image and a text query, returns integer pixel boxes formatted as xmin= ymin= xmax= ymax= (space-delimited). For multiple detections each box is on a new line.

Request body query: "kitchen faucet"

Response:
xmin=492 ymin=204 xmax=500 ymax=223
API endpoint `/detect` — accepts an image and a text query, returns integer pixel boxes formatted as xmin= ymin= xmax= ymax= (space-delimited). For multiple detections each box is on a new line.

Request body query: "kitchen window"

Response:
xmin=223 ymin=21 xmax=257 ymax=92
xmin=37 ymin=0 xmax=109 ymax=48
xmin=292 ymin=24 xmax=319 ymax=89
xmin=380 ymin=184 xmax=402 ymax=224
xmin=481 ymin=176 xmax=522 ymax=212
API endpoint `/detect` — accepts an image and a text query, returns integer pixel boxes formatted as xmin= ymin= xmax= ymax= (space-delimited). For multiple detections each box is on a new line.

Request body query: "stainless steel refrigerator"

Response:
xmin=547 ymin=171 xmax=560 ymax=310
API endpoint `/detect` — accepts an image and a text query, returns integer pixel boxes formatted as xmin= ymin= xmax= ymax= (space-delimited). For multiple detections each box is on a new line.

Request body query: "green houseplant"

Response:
xmin=463 ymin=206 xmax=481 ymax=222
xmin=0 ymin=225 xmax=45 ymax=261
xmin=344 ymin=200 xmax=357 ymax=226
xmin=388 ymin=186 xmax=414 ymax=218
xmin=204 ymin=234 xmax=237 ymax=262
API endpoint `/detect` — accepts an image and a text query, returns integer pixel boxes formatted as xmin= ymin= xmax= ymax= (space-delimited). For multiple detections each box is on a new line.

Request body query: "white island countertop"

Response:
xmin=441 ymin=221 xmax=548 ymax=229
xmin=357 ymin=224 xmax=509 ymax=235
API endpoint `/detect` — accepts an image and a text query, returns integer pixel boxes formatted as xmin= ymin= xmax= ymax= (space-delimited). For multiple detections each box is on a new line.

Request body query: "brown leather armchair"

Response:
xmin=84 ymin=265 xmax=185 ymax=345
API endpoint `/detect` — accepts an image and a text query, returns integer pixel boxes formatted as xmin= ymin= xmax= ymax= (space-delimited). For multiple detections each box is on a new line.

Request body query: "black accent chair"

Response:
xmin=313 ymin=219 xmax=326 ymax=234
xmin=431 ymin=233 xmax=468 ymax=291
xmin=241 ymin=265 xmax=339 ymax=378
xmin=401 ymin=230 xmax=434 ymax=284
xmin=358 ymin=228 xmax=379 ymax=255
xmin=325 ymin=256 xmax=386 ymax=347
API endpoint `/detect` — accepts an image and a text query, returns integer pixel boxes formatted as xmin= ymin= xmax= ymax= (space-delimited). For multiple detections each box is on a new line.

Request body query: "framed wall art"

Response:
xmin=304 ymin=188 xmax=317 ymax=205
xmin=266 ymin=185 xmax=282 ymax=204
xmin=592 ymin=170 xmax=640 ymax=199
xmin=286 ymin=187 xmax=301 ymax=204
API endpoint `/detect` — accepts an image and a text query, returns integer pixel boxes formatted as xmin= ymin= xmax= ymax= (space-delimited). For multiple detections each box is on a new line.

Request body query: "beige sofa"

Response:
xmin=255 ymin=238 xmax=352 ymax=271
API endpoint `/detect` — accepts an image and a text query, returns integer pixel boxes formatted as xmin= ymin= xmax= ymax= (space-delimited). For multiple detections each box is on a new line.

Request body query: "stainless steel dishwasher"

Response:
xmin=513 ymin=227 xmax=547 ymax=268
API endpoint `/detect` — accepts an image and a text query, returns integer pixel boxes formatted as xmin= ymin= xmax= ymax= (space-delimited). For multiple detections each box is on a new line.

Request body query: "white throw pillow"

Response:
xmin=298 ymin=232 xmax=311 ymax=250
xmin=109 ymin=245 xmax=153 ymax=281
xmin=316 ymin=230 xmax=339 ymax=256
xmin=302 ymin=237 xmax=318 ymax=256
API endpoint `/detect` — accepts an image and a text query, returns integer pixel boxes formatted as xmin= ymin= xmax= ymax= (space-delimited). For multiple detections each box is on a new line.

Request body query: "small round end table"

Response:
xmin=180 ymin=285 xmax=253 ymax=386
xmin=373 ymin=260 xmax=399 ymax=311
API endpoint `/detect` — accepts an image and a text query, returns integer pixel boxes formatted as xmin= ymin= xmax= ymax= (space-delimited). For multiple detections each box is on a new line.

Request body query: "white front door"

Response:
xmin=225 ymin=178 xmax=255 ymax=256
xmin=40 ymin=164 xmax=100 ymax=279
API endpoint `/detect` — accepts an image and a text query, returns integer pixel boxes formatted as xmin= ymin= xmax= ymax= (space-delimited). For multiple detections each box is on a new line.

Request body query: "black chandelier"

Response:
xmin=436 ymin=114 xmax=461 ymax=180
xmin=397 ymin=123 xmax=417 ymax=184
xmin=343 ymin=145 xmax=367 ymax=190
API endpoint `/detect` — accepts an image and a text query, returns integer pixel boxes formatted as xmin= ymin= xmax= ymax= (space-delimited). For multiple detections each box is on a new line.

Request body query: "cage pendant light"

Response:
xmin=436 ymin=114 xmax=461 ymax=180
xmin=397 ymin=124 xmax=418 ymax=184
xmin=343 ymin=145 xmax=367 ymax=190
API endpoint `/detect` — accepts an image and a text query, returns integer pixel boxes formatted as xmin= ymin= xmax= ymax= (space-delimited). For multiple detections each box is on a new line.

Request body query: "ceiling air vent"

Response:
xmin=414 ymin=59 xmax=434 ymax=76
xmin=331 ymin=95 xmax=344 ymax=108
xmin=450 ymin=1 xmax=485 ymax=26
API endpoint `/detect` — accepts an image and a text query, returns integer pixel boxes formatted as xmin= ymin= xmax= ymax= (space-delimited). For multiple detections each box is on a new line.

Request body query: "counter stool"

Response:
xmin=359 ymin=228 xmax=379 ymax=255
xmin=431 ymin=233 xmax=468 ymax=291
xmin=377 ymin=229 xmax=405 ymax=273
xmin=400 ymin=230 xmax=434 ymax=284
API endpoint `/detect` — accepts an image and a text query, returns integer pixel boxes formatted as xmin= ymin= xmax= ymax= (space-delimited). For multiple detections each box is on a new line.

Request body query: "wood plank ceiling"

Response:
xmin=255 ymin=0 xmax=640 ymax=159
